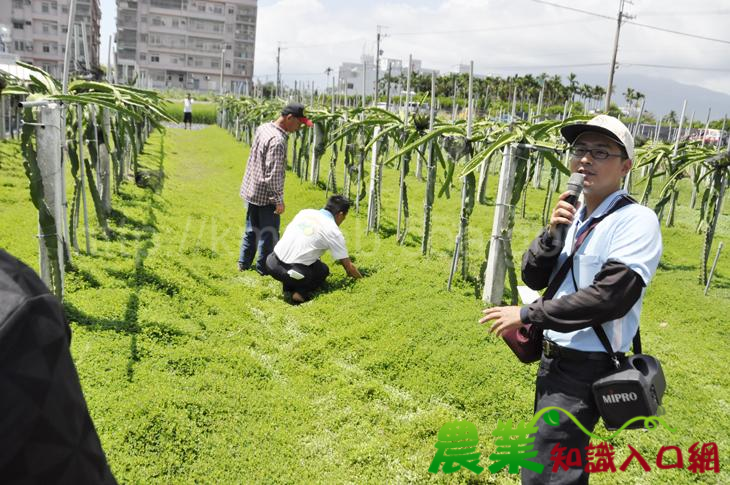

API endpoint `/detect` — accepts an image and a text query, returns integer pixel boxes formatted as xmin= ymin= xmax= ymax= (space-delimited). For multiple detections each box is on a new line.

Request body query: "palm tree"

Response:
xmin=663 ymin=111 xmax=678 ymax=126
xmin=592 ymin=85 xmax=606 ymax=113
xmin=567 ymin=72 xmax=579 ymax=103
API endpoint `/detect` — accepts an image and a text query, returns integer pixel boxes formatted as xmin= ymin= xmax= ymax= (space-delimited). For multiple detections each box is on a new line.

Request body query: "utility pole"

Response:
xmin=220 ymin=48 xmax=225 ymax=95
xmin=385 ymin=60 xmax=393 ymax=111
xmin=325 ymin=67 xmax=333 ymax=105
xmin=374 ymin=26 xmax=383 ymax=106
xmin=605 ymin=0 xmax=633 ymax=112
xmin=276 ymin=43 xmax=281 ymax=98
xmin=362 ymin=58 xmax=366 ymax=108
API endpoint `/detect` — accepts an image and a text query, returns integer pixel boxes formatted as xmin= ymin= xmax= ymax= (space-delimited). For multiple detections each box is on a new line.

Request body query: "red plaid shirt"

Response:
xmin=240 ymin=122 xmax=288 ymax=206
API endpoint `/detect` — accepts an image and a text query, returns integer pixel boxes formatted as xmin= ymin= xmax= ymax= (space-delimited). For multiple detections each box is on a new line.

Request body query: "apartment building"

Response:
xmin=0 ymin=0 xmax=101 ymax=78
xmin=116 ymin=0 xmax=256 ymax=93
xmin=338 ymin=56 xmax=438 ymax=97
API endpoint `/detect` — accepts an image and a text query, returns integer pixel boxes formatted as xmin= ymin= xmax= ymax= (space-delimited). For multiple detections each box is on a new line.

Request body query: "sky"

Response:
xmin=100 ymin=0 xmax=730 ymax=101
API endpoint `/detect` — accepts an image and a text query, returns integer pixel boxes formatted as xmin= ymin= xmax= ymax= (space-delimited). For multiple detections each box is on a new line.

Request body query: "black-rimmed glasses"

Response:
xmin=569 ymin=147 xmax=623 ymax=160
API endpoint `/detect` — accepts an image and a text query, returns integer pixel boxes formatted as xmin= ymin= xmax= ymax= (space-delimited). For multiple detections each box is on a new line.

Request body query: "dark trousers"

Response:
xmin=238 ymin=203 xmax=280 ymax=273
xmin=265 ymin=252 xmax=329 ymax=295
xmin=522 ymin=355 xmax=619 ymax=485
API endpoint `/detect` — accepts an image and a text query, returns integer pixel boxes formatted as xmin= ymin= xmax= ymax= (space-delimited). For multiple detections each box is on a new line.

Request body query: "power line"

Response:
xmin=389 ymin=18 xmax=600 ymax=36
xmin=639 ymin=9 xmax=730 ymax=16
xmin=624 ymin=20 xmax=730 ymax=45
xmin=256 ymin=72 xmax=329 ymax=78
xmin=279 ymin=38 xmax=368 ymax=50
xmin=529 ymin=0 xmax=614 ymax=20
xmin=622 ymin=63 xmax=730 ymax=72
xmin=486 ymin=62 xmax=609 ymax=70
xmin=530 ymin=0 xmax=730 ymax=45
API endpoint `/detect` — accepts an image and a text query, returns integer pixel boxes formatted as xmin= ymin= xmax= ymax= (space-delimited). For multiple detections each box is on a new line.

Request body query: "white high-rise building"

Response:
xmin=116 ymin=0 xmax=256 ymax=93
xmin=0 ymin=0 xmax=101 ymax=78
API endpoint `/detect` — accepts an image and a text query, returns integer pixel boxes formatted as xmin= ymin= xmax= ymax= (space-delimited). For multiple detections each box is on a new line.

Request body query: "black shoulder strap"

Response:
xmin=542 ymin=195 xmax=642 ymax=362
xmin=543 ymin=194 xmax=636 ymax=300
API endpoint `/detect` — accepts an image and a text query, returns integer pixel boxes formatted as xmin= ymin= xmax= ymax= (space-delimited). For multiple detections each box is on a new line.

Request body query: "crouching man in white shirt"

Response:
xmin=265 ymin=195 xmax=362 ymax=303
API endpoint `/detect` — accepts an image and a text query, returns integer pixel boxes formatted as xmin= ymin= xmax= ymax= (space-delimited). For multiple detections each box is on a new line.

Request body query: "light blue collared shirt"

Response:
xmin=544 ymin=189 xmax=663 ymax=352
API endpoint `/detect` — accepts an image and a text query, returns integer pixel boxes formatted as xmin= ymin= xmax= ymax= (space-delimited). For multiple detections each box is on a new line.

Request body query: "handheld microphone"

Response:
xmin=554 ymin=172 xmax=585 ymax=248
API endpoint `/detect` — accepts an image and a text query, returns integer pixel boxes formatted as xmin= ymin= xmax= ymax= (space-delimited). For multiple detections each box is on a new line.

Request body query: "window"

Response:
xmin=13 ymin=22 xmax=23 ymax=29
xmin=62 ymin=5 xmax=68 ymax=13
xmin=151 ymin=55 xmax=160 ymax=62
xmin=42 ymin=2 xmax=49 ymax=13
xmin=140 ymin=53 xmax=146 ymax=60
xmin=211 ymin=60 xmax=219 ymax=68
xmin=179 ymin=75 xmax=183 ymax=82
xmin=225 ymin=62 xmax=230 ymax=68
xmin=12 ymin=0 xmax=23 ymax=8
xmin=43 ymin=24 xmax=49 ymax=33
xmin=228 ymin=7 xmax=233 ymax=14
xmin=172 ymin=19 xmax=179 ymax=27
xmin=43 ymin=44 xmax=50 ymax=53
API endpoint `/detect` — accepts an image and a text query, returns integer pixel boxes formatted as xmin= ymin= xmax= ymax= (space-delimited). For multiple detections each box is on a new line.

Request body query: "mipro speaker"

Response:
xmin=592 ymin=354 xmax=666 ymax=430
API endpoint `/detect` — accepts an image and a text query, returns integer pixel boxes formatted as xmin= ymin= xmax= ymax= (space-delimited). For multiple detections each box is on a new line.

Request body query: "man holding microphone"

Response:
xmin=480 ymin=115 xmax=662 ymax=484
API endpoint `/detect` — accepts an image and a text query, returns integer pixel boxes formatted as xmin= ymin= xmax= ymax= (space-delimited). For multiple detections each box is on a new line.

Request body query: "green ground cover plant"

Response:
xmin=1 ymin=125 xmax=728 ymax=483
xmin=164 ymin=101 xmax=218 ymax=125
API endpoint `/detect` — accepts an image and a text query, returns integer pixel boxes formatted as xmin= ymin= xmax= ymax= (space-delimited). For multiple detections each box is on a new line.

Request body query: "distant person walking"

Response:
xmin=183 ymin=93 xmax=193 ymax=129
xmin=238 ymin=103 xmax=312 ymax=274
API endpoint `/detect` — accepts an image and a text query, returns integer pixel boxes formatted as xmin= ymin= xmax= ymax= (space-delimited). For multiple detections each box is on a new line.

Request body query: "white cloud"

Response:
xmin=252 ymin=0 xmax=730 ymax=96
xmin=97 ymin=0 xmax=730 ymax=104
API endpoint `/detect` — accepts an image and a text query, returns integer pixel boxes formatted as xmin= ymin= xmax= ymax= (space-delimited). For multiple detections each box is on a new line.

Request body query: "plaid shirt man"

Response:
xmin=240 ymin=122 xmax=288 ymax=206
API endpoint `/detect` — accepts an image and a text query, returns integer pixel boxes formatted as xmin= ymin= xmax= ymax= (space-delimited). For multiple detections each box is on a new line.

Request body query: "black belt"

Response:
xmin=542 ymin=339 xmax=622 ymax=362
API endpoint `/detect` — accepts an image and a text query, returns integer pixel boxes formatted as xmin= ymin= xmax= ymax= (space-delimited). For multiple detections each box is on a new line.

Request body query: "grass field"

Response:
xmin=164 ymin=101 xmax=218 ymax=125
xmin=1 ymin=125 xmax=728 ymax=484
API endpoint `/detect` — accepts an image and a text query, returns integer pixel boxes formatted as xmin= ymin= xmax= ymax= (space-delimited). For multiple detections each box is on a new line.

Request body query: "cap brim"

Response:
xmin=299 ymin=116 xmax=313 ymax=127
xmin=561 ymin=124 xmax=626 ymax=150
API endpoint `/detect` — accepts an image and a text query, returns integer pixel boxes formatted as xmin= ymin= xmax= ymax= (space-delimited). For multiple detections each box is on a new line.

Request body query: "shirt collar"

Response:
xmin=270 ymin=121 xmax=288 ymax=137
xmin=576 ymin=189 xmax=628 ymax=224
xmin=320 ymin=209 xmax=334 ymax=220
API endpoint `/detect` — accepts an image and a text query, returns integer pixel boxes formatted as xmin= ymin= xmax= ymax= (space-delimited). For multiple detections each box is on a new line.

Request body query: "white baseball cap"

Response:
xmin=561 ymin=114 xmax=634 ymax=160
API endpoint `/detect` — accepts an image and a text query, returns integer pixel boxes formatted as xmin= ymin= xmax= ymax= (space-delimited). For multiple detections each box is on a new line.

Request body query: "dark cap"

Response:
xmin=281 ymin=103 xmax=313 ymax=127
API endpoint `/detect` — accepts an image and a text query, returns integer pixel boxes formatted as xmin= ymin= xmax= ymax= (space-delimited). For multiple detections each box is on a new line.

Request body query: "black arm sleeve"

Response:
xmin=523 ymin=260 xmax=645 ymax=332
xmin=521 ymin=228 xmax=562 ymax=291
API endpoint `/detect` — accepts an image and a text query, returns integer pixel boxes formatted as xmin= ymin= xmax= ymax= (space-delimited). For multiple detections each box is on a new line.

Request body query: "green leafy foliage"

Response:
xmin=2 ymin=126 xmax=729 ymax=483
